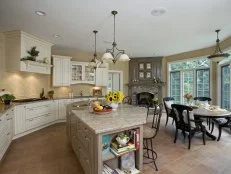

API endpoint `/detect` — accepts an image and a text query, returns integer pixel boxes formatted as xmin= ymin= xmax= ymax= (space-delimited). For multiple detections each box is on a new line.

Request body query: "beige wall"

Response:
xmin=162 ymin=35 xmax=231 ymax=104
xmin=0 ymin=40 xmax=129 ymax=99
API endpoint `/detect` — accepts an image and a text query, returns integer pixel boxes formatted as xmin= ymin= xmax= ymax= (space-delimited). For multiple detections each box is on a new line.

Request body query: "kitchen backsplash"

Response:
xmin=0 ymin=71 xmax=106 ymax=99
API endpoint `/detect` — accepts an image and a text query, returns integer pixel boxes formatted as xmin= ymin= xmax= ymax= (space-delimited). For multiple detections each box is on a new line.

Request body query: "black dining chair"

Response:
xmin=171 ymin=104 xmax=206 ymax=149
xmin=194 ymin=97 xmax=212 ymax=128
xmin=143 ymin=103 xmax=163 ymax=171
xmin=211 ymin=117 xmax=231 ymax=141
xmin=163 ymin=97 xmax=174 ymax=126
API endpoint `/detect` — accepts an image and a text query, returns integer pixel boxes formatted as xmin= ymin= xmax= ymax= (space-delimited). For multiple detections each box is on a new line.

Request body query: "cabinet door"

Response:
xmin=53 ymin=58 xmax=63 ymax=86
xmin=58 ymin=100 xmax=72 ymax=120
xmin=0 ymin=42 xmax=4 ymax=79
xmin=84 ymin=65 xmax=95 ymax=84
xmin=95 ymin=68 xmax=108 ymax=86
xmin=14 ymin=105 xmax=26 ymax=135
xmin=62 ymin=58 xmax=71 ymax=86
xmin=71 ymin=63 xmax=84 ymax=84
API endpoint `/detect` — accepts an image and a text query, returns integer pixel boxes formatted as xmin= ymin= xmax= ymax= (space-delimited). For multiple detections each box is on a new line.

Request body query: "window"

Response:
xmin=196 ymin=69 xmax=210 ymax=97
xmin=221 ymin=65 xmax=230 ymax=109
xmin=169 ymin=58 xmax=210 ymax=103
xmin=170 ymin=71 xmax=181 ymax=103
xmin=183 ymin=71 xmax=194 ymax=103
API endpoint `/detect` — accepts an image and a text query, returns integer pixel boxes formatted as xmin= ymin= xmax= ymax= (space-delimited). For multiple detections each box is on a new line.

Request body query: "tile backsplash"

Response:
xmin=0 ymin=71 xmax=106 ymax=99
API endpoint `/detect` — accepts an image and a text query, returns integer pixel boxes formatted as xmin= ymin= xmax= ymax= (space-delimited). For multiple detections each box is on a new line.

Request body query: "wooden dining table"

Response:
xmin=193 ymin=107 xmax=231 ymax=140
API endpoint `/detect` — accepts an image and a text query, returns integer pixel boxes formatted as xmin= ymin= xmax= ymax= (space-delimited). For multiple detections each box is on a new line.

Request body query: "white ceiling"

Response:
xmin=0 ymin=0 xmax=231 ymax=57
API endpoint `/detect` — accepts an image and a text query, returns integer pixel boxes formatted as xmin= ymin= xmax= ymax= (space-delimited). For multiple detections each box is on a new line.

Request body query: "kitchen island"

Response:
xmin=67 ymin=103 xmax=147 ymax=174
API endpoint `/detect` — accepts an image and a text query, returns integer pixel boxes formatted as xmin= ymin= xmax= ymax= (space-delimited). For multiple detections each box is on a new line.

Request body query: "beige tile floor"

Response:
xmin=0 ymin=113 xmax=231 ymax=174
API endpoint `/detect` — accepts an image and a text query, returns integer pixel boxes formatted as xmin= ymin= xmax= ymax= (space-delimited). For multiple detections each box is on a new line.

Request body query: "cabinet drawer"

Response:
xmin=76 ymin=120 xmax=92 ymax=153
xmin=25 ymin=113 xmax=54 ymax=130
xmin=26 ymin=106 xmax=51 ymax=119
xmin=78 ymin=141 xmax=91 ymax=174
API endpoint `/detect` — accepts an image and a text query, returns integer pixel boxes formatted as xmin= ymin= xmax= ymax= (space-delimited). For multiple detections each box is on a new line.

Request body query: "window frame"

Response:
xmin=220 ymin=64 xmax=230 ymax=109
xmin=196 ymin=68 xmax=210 ymax=98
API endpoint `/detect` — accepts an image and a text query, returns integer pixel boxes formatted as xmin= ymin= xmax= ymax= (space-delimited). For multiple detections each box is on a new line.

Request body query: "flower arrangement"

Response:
xmin=184 ymin=93 xmax=193 ymax=104
xmin=152 ymin=97 xmax=159 ymax=104
xmin=105 ymin=91 xmax=124 ymax=103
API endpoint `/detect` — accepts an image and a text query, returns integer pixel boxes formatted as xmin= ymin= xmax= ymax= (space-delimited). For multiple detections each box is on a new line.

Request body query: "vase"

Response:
xmin=110 ymin=102 xmax=118 ymax=111
xmin=186 ymin=99 xmax=190 ymax=105
xmin=4 ymin=100 xmax=11 ymax=105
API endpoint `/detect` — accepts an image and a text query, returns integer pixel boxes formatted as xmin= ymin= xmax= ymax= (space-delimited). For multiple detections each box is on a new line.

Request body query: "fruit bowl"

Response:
xmin=93 ymin=106 xmax=112 ymax=115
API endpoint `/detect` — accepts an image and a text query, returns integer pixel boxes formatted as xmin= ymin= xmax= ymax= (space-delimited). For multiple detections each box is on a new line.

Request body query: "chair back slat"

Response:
xmin=163 ymin=97 xmax=174 ymax=115
xmin=171 ymin=104 xmax=194 ymax=130
xmin=152 ymin=103 xmax=163 ymax=133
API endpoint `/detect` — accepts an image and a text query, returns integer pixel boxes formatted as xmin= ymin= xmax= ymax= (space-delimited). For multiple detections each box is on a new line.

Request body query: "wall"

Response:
xmin=162 ymin=35 xmax=231 ymax=104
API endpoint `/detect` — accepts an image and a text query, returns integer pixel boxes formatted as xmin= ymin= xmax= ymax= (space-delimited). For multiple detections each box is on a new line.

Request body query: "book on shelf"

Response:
xmin=111 ymin=141 xmax=135 ymax=153
xmin=114 ymin=168 xmax=140 ymax=174
xmin=110 ymin=147 xmax=136 ymax=157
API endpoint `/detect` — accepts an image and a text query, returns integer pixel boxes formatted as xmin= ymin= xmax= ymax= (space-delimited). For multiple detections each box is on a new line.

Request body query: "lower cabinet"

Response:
xmin=0 ymin=108 xmax=14 ymax=160
xmin=58 ymin=99 xmax=73 ymax=120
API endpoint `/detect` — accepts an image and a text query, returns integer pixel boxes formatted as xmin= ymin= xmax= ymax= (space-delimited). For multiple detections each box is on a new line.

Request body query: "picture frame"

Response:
xmin=146 ymin=72 xmax=152 ymax=79
xmin=146 ymin=63 xmax=151 ymax=69
xmin=139 ymin=72 xmax=144 ymax=78
xmin=93 ymin=88 xmax=102 ymax=96
xmin=139 ymin=63 xmax=144 ymax=70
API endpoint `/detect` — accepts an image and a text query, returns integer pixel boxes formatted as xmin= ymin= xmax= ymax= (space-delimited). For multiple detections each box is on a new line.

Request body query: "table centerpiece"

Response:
xmin=184 ymin=93 xmax=193 ymax=105
xmin=105 ymin=91 xmax=124 ymax=111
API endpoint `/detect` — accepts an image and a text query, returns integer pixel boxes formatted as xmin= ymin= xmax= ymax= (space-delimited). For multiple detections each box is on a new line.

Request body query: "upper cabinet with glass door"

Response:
xmin=71 ymin=61 xmax=95 ymax=84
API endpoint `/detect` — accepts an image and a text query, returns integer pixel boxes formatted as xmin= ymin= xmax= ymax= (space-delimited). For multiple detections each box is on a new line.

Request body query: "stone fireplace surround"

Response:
xmin=131 ymin=85 xmax=159 ymax=105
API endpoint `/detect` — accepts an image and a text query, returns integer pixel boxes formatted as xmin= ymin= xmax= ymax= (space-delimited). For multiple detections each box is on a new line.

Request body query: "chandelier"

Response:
xmin=89 ymin=30 xmax=106 ymax=69
xmin=102 ymin=11 xmax=130 ymax=63
xmin=208 ymin=29 xmax=230 ymax=63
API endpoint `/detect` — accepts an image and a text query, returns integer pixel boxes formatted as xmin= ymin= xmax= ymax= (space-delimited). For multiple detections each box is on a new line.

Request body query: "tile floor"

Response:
xmin=0 ymin=113 xmax=231 ymax=174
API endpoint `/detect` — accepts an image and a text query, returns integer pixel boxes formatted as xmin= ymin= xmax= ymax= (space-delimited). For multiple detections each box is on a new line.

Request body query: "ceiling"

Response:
xmin=0 ymin=0 xmax=231 ymax=57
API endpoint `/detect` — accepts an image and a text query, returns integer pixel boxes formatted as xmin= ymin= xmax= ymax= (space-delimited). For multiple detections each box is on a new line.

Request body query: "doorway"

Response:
xmin=107 ymin=71 xmax=123 ymax=92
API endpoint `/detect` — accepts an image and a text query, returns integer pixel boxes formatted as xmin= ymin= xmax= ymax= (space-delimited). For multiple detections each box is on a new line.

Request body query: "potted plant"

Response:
xmin=47 ymin=90 xmax=54 ymax=99
xmin=1 ymin=94 xmax=16 ymax=105
xmin=116 ymin=133 xmax=130 ymax=147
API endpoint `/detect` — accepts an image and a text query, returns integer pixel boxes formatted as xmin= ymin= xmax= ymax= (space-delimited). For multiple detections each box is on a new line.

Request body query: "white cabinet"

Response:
xmin=95 ymin=68 xmax=108 ymax=86
xmin=58 ymin=99 xmax=73 ymax=120
xmin=52 ymin=55 xmax=72 ymax=87
xmin=25 ymin=101 xmax=56 ymax=130
xmin=0 ymin=108 xmax=14 ymax=160
xmin=14 ymin=105 xmax=26 ymax=135
xmin=71 ymin=61 xmax=95 ymax=84
xmin=0 ymin=34 xmax=4 ymax=79
xmin=4 ymin=30 xmax=53 ymax=74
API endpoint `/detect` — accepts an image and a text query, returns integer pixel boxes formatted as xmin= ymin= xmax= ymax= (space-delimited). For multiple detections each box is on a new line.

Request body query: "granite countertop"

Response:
xmin=0 ymin=96 xmax=104 ymax=116
xmin=71 ymin=104 xmax=147 ymax=134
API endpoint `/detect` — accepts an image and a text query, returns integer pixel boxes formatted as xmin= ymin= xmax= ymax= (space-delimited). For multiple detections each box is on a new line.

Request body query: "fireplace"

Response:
xmin=136 ymin=92 xmax=154 ymax=107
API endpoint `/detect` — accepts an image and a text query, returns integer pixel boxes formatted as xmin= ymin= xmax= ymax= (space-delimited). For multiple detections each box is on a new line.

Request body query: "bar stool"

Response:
xmin=143 ymin=103 xmax=163 ymax=171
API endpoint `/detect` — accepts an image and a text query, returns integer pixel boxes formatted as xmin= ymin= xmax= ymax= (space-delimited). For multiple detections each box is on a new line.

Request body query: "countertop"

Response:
xmin=71 ymin=104 xmax=147 ymax=134
xmin=0 ymin=96 xmax=104 ymax=116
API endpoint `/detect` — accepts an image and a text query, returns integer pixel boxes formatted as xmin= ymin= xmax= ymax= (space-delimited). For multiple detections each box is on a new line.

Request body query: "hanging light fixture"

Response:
xmin=102 ymin=10 xmax=130 ymax=63
xmin=208 ymin=29 xmax=230 ymax=63
xmin=89 ymin=30 xmax=107 ymax=69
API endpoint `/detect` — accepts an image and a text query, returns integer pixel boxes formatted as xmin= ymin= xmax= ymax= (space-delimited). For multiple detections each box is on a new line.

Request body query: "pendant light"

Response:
xmin=102 ymin=10 xmax=130 ymax=63
xmin=208 ymin=29 xmax=230 ymax=63
xmin=89 ymin=30 xmax=99 ymax=69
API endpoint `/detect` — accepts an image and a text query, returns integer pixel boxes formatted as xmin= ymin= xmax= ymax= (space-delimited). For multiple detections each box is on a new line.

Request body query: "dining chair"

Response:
xmin=193 ymin=97 xmax=212 ymax=129
xmin=211 ymin=118 xmax=231 ymax=141
xmin=171 ymin=104 xmax=206 ymax=149
xmin=163 ymin=97 xmax=175 ymax=126
xmin=143 ymin=103 xmax=163 ymax=171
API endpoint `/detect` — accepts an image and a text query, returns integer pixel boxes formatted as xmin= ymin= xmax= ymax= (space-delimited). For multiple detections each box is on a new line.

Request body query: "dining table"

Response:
xmin=193 ymin=107 xmax=231 ymax=140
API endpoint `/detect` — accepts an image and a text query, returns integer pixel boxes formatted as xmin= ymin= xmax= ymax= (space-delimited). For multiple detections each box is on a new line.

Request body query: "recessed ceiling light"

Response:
xmin=53 ymin=34 xmax=61 ymax=38
xmin=151 ymin=7 xmax=167 ymax=16
xmin=35 ymin=11 xmax=46 ymax=16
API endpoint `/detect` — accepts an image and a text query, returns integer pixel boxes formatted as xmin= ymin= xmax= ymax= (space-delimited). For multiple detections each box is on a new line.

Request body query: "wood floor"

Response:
xmin=1 ymin=113 xmax=231 ymax=174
